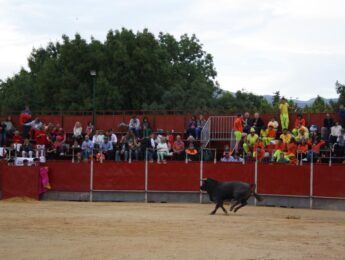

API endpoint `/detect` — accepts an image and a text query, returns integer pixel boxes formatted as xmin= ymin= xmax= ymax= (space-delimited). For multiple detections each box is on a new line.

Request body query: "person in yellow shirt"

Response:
xmin=279 ymin=97 xmax=290 ymax=130
xmin=243 ymin=128 xmax=258 ymax=154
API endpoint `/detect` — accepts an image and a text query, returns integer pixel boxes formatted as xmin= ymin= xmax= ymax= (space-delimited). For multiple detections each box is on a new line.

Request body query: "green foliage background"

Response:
xmin=0 ymin=28 xmax=342 ymax=114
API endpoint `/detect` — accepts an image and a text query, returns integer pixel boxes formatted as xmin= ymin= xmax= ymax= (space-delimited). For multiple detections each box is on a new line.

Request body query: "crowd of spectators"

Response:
xmin=1 ymin=101 xmax=345 ymax=165
xmin=232 ymin=99 xmax=345 ymax=164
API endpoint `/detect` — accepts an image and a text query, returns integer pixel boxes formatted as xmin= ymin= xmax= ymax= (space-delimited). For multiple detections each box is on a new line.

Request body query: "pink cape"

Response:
xmin=39 ymin=167 xmax=51 ymax=194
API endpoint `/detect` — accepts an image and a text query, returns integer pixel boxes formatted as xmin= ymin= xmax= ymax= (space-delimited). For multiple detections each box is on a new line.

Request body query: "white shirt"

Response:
xmin=331 ymin=125 xmax=343 ymax=137
xmin=109 ymin=133 xmax=117 ymax=144
xmin=157 ymin=143 xmax=169 ymax=153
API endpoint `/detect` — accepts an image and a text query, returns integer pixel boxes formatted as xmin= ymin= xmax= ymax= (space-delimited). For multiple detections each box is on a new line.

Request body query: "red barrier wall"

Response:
xmin=203 ymin=162 xmax=255 ymax=183
xmin=48 ymin=161 xmax=90 ymax=192
xmin=148 ymin=162 xmax=199 ymax=191
xmin=257 ymin=164 xmax=310 ymax=196
xmin=2 ymin=165 xmax=40 ymax=200
xmin=1 ymin=161 xmax=345 ymax=199
xmin=93 ymin=162 xmax=145 ymax=190
xmin=313 ymin=164 xmax=345 ymax=198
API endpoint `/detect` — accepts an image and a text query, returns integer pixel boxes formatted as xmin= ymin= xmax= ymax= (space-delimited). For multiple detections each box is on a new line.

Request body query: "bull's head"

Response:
xmin=200 ymin=178 xmax=218 ymax=191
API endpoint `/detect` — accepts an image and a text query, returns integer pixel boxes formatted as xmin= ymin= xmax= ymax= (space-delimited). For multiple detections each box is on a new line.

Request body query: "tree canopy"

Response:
xmin=0 ymin=28 xmax=341 ymax=114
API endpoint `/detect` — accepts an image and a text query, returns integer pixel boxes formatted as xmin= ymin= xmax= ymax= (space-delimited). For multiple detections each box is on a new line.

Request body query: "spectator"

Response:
xmin=306 ymin=138 xmax=326 ymax=162
xmin=339 ymin=104 xmax=345 ymax=128
xmin=12 ymin=130 xmax=24 ymax=155
xmin=142 ymin=117 xmax=152 ymax=138
xmin=92 ymin=130 xmax=105 ymax=151
xmin=221 ymin=151 xmax=235 ymax=162
xmin=35 ymin=126 xmax=48 ymax=158
xmin=333 ymin=129 xmax=345 ymax=160
xmin=21 ymin=138 xmax=34 ymax=158
xmin=286 ymin=138 xmax=298 ymax=161
xmin=129 ymin=115 xmax=141 ymax=137
xmin=172 ymin=135 xmax=185 ymax=160
xmin=101 ymin=136 xmax=114 ymax=160
xmin=25 ymin=117 xmax=43 ymax=139
xmin=277 ymin=153 xmax=289 ymax=164
xmin=187 ymin=116 xmax=197 ymax=138
xmin=267 ymin=117 xmax=279 ymax=130
xmin=253 ymin=138 xmax=266 ymax=162
xmin=295 ymin=126 xmax=309 ymax=143
xmin=233 ymin=114 xmax=244 ymax=153
xmin=280 ymin=128 xmax=292 ymax=145
xmin=73 ymin=121 xmax=83 ymax=143
xmin=261 ymin=125 xmax=276 ymax=146
xmin=292 ymin=114 xmax=306 ymax=136
xmin=243 ymin=128 xmax=258 ymax=156
xmin=196 ymin=114 xmax=207 ymax=139
xmin=166 ymin=130 xmax=174 ymax=150
xmin=126 ymin=131 xmax=140 ymax=161
xmin=156 ymin=137 xmax=170 ymax=164
xmin=141 ymin=133 xmax=156 ymax=162
xmin=0 ymin=120 xmax=6 ymax=146
xmin=81 ymin=135 xmax=93 ymax=160
xmin=2 ymin=116 xmax=16 ymax=141
xmin=115 ymin=134 xmax=129 ymax=161
xmin=243 ymin=112 xmax=252 ymax=134
xmin=85 ymin=121 xmax=95 ymax=137
xmin=185 ymin=143 xmax=198 ymax=161
xmin=19 ymin=105 xmax=32 ymax=138
xmin=279 ymin=97 xmax=290 ymax=130
xmin=322 ymin=113 xmax=334 ymax=136
xmin=252 ymin=112 xmax=264 ymax=134
xmin=329 ymin=121 xmax=343 ymax=144
xmin=53 ymin=128 xmax=67 ymax=156
xmin=106 ymin=129 xmax=118 ymax=155
xmin=71 ymin=140 xmax=81 ymax=163
xmin=297 ymin=139 xmax=309 ymax=162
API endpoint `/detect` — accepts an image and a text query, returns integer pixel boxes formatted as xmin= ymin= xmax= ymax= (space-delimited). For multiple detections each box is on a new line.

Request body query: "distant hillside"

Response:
xmin=262 ymin=95 xmax=338 ymax=108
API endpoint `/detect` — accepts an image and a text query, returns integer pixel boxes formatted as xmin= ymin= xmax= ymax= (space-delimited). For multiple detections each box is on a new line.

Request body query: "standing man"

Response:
xmin=279 ymin=97 xmax=290 ymax=130
xmin=233 ymin=114 xmax=244 ymax=153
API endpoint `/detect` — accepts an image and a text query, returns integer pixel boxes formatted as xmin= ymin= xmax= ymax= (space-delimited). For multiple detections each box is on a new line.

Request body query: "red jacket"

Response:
xmin=35 ymin=130 xmax=48 ymax=145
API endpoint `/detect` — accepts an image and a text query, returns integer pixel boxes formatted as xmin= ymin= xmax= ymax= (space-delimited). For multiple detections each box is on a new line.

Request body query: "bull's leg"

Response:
xmin=234 ymin=201 xmax=248 ymax=213
xmin=220 ymin=204 xmax=228 ymax=215
xmin=210 ymin=203 xmax=220 ymax=215
xmin=230 ymin=201 xmax=240 ymax=212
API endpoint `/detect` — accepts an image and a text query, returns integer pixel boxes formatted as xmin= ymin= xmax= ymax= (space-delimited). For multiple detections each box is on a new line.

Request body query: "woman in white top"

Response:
xmin=156 ymin=138 xmax=170 ymax=164
xmin=73 ymin=121 xmax=83 ymax=143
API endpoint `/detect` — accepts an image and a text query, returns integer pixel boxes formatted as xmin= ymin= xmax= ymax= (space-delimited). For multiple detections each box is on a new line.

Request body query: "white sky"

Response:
xmin=0 ymin=0 xmax=344 ymax=100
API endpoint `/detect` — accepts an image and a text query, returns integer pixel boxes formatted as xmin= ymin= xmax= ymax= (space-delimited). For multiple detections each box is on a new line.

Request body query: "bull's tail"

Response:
xmin=250 ymin=184 xmax=263 ymax=202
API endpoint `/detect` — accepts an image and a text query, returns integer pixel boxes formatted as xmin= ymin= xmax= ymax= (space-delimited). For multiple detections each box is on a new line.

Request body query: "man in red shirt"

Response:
xmin=35 ymin=126 xmax=48 ymax=158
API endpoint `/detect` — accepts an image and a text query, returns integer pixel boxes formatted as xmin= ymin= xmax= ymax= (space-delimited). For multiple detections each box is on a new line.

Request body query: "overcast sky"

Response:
xmin=1 ymin=0 xmax=344 ymax=100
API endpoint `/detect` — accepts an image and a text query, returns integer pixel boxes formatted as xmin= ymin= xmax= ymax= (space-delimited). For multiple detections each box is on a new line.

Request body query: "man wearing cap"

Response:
xmin=243 ymin=128 xmax=258 ymax=155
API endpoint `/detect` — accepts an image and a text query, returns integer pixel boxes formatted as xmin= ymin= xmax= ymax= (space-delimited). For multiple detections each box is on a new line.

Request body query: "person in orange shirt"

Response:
xmin=285 ymin=138 xmax=297 ymax=160
xmin=253 ymin=138 xmax=266 ymax=161
xmin=233 ymin=114 xmax=244 ymax=153
xmin=297 ymin=139 xmax=309 ymax=162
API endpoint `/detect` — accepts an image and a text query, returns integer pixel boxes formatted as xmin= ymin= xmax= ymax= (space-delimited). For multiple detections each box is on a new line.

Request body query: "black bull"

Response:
xmin=200 ymin=178 xmax=263 ymax=215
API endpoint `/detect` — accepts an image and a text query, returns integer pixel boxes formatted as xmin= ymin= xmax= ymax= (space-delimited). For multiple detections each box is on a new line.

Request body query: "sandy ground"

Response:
xmin=0 ymin=199 xmax=345 ymax=260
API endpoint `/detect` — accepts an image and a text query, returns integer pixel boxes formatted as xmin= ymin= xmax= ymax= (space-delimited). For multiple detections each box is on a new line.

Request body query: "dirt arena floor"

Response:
xmin=0 ymin=199 xmax=344 ymax=260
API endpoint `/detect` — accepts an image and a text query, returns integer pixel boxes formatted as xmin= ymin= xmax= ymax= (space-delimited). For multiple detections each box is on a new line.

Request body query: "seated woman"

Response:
xmin=156 ymin=137 xmax=171 ymax=164
xmin=142 ymin=117 xmax=152 ymax=138
xmin=172 ymin=135 xmax=185 ymax=160
xmin=73 ymin=121 xmax=83 ymax=144
xmin=185 ymin=143 xmax=198 ymax=161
